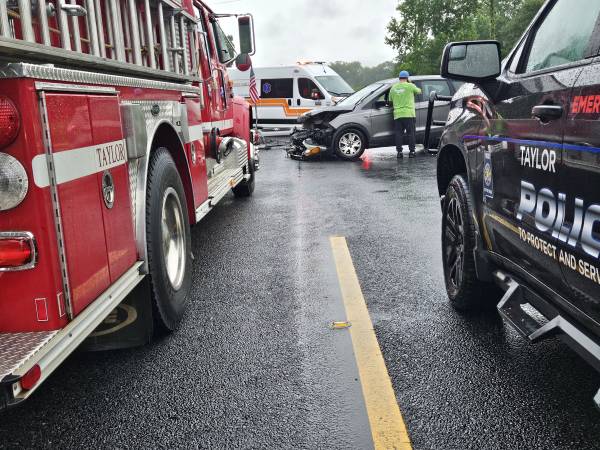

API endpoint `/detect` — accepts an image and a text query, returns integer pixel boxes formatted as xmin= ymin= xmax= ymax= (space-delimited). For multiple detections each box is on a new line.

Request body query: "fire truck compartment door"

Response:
xmin=40 ymin=92 xmax=137 ymax=318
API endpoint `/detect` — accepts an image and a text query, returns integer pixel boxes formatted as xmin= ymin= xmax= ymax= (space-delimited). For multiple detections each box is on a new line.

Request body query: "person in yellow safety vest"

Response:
xmin=389 ymin=70 xmax=422 ymax=158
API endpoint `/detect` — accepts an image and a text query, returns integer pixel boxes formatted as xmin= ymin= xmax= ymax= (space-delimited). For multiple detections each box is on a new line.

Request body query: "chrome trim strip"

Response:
xmin=0 ymin=62 xmax=202 ymax=94
xmin=38 ymin=92 xmax=73 ymax=319
xmin=35 ymin=82 xmax=118 ymax=95
xmin=0 ymin=231 xmax=37 ymax=271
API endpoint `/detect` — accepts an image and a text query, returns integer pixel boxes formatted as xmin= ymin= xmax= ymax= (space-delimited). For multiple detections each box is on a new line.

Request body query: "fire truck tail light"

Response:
xmin=0 ymin=152 xmax=28 ymax=211
xmin=0 ymin=232 xmax=36 ymax=271
xmin=20 ymin=365 xmax=41 ymax=390
xmin=0 ymin=96 xmax=20 ymax=148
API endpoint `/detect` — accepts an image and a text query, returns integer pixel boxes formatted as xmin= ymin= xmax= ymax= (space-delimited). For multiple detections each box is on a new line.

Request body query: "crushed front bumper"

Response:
xmin=286 ymin=128 xmax=333 ymax=160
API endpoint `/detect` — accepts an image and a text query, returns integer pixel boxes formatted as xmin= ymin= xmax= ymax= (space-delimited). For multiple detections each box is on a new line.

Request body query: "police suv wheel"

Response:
xmin=334 ymin=129 xmax=366 ymax=160
xmin=442 ymin=175 xmax=489 ymax=310
xmin=146 ymin=147 xmax=192 ymax=332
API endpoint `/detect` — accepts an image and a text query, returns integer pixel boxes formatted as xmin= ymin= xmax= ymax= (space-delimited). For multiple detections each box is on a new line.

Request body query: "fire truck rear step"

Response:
xmin=207 ymin=167 xmax=244 ymax=205
xmin=194 ymin=167 xmax=244 ymax=222
xmin=0 ymin=262 xmax=144 ymax=409
xmin=0 ymin=331 xmax=58 ymax=381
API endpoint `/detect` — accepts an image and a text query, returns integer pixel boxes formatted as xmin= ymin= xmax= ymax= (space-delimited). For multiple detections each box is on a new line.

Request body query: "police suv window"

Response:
xmin=260 ymin=79 xmax=293 ymax=99
xmin=524 ymin=0 xmax=600 ymax=73
xmin=298 ymin=78 xmax=324 ymax=99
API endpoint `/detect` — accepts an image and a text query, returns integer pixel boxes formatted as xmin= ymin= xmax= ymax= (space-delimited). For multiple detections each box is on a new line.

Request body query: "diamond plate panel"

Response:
xmin=0 ymin=331 xmax=58 ymax=379
xmin=128 ymin=159 xmax=139 ymax=231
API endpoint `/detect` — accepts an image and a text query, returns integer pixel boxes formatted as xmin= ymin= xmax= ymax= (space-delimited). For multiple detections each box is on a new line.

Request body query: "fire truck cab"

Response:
xmin=0 ymin=0 xmax=256 ymax=410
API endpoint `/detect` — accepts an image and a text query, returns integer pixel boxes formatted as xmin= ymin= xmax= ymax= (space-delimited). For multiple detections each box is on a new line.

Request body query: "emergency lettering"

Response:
xmin=571 ymin=95 xmax=600 ymax=114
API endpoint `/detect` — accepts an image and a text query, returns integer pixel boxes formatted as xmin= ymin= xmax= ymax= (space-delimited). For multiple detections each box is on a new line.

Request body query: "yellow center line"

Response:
xmin=330 ymin=236 xmax=412 ymax=450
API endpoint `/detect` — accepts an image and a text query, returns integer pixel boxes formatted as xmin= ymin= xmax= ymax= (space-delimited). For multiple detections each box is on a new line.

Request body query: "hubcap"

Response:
xmin=445 ymin=197 xmax=465 ymax=290
xmin=161 ymin=187 xmax=186 ymax=291
xmin=338 ymin=132 xmax=362 ymax=156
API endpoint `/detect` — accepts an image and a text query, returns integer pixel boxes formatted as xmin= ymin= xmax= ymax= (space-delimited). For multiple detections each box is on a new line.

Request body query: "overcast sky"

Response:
xmin=208 ymin=0 xmax=399 ymax=67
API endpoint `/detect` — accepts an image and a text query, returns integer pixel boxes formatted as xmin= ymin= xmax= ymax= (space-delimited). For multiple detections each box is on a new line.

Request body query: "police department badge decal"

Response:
xmin=483 ymin=150 xmax=493 ymax=199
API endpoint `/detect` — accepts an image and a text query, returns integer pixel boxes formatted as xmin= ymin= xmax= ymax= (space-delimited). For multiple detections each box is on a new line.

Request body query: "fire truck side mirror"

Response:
xmin=238 ymin=15 xmax=255 ymax=56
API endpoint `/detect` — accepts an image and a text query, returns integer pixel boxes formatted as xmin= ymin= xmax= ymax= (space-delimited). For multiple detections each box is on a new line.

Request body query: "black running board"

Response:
xmin=493 ymin=270 xmax=600 ymax=409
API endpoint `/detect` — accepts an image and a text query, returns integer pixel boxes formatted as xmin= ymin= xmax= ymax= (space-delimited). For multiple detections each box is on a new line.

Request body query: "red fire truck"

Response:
xmin=0 ymin=0 xmax=257 ymax=410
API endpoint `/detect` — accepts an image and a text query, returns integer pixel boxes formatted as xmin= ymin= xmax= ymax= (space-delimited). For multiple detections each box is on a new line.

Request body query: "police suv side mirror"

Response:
xmin=441 ymin=41 xmax=501 ymax=82
xmin=238 ymin=15 xmax=255 ymax=56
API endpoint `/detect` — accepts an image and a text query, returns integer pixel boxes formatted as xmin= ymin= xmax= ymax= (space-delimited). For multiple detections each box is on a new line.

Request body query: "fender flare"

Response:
xmin=437 ymin=140 xmax=494 ymax=281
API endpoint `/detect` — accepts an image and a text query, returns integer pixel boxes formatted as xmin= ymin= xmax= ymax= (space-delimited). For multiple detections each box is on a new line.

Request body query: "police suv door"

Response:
xmin=482 ymin=0 xmax=598 ymax=297
xmin=557 ymin=19 xmax=600 ymax=326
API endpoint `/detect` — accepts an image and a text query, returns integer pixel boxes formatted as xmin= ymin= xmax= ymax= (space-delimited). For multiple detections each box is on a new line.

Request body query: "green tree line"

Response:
xmin=385 ymin=0 xmax=544 ymax=75
xmin=329 ymin=61 xmax=397 ymax=90
xmin=330 ymin=0 xmax=543 ymax=90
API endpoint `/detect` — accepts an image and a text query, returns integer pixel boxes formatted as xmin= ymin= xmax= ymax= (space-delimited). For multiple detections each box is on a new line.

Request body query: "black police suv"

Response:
xmin=435 ymin=0 xmax=600 ymax=405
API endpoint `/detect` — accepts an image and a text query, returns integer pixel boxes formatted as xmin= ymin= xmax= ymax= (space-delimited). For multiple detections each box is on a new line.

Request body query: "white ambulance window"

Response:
xmin=525 ymin=0 xmax=600 ymax=73
xmin=298 ymin=78 xmax=324 ymax=99
xmin=260 ymin=79 xmax=293 ymax=99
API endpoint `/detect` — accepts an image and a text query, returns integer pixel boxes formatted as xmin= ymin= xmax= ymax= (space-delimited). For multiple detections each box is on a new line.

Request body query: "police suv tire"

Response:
xmin=442 ymin=174 xmax=490 ymax=310
xmin=232 ymin=160 xmax=255 ymax=197
xmin=146 ymin=147 xmax=192 ymax=333
xmin=333 ymin=128 xmax=366 ymax=160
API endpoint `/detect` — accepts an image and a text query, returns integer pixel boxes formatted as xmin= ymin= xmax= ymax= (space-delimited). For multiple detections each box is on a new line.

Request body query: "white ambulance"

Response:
xmin=230 ymin=62 xmax=354 ymax=135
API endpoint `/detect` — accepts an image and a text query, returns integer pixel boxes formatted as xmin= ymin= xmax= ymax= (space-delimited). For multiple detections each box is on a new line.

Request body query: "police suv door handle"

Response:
xmin=532 ymin=104 xmax=563 ymax=122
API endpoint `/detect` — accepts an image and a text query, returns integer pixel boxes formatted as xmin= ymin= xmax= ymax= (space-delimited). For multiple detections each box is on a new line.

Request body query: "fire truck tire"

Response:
xmin=232 ymin=160 xmax=255 ymax=197
xmin=146 ymin=147 xmax=192 ymax=332
xmin=442 ymin=175 xmax=498 ymax=311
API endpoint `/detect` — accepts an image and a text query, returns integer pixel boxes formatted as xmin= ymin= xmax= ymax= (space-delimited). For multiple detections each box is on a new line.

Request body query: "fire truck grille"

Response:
xmin=0 ymin=331 xmax=58 ymax=380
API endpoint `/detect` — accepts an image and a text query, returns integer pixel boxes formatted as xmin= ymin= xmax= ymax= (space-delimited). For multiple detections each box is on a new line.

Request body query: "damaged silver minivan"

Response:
xmin=288 ymin=76 xmax=462 ymax=160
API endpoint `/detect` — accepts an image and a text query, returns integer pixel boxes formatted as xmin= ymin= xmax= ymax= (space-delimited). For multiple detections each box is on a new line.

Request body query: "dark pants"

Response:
xmin=395 ymin=117 xmax=416 ymax=153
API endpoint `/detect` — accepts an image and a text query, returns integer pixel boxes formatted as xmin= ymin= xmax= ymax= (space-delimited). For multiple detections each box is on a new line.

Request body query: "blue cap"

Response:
xmin=399 ymin=70 xmax=410 ymax=79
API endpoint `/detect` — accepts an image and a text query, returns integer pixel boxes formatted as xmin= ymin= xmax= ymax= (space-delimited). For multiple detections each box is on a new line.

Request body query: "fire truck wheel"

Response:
xmin=333 ymin=128 xmax=366 ymax=160
xmin=442 ymin=175 xmax=498 ymax=311
xmin=146 ymin=147 xmax=192 ymax=332
xmin=232 ymin=160 xmax=255 ymax=197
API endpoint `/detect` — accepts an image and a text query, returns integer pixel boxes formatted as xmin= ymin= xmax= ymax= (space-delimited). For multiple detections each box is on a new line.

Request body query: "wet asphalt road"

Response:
xmin=2 ymin=147 xmax=600 ymax=449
